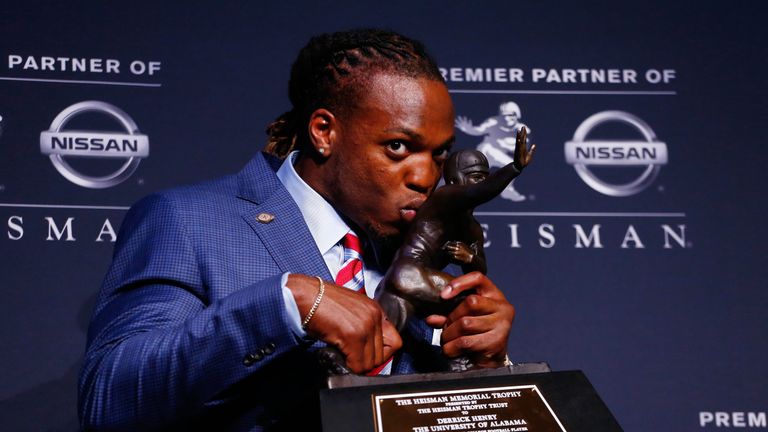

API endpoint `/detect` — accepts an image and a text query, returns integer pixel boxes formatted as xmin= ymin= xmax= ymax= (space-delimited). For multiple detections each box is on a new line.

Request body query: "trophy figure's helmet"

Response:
xmin=499 ymin=101 xmax=521 ymax=117
xmin=444 ymin=150 xmax=490 ymax=185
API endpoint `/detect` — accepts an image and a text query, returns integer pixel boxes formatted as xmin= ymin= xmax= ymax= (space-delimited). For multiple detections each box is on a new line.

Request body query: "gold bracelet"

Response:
xmin=301 ymin=276 xmax=325 ymax=330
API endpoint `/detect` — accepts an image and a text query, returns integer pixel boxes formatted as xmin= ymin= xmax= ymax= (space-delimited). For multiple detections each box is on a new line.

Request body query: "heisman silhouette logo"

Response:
xmin=455 ymin=101 xmax=531 ymax=202
xmin=564 ymin=111 xmax=668 ymax=197
xmin=40 ymin=101 xmax=149 ymax=189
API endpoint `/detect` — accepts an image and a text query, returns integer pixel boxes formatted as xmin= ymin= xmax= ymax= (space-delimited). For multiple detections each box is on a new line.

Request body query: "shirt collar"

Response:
xmin=276 ymin=151 xmax=350 ymax=256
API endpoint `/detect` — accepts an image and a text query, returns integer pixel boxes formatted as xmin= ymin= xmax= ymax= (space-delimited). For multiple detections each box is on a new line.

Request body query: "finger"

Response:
xmin=441 ymin=272 xmax=505 ymax=300
xmin=447 ymin=334 xmax=508 ymax=362
xmin=440 ymin=313 xmax=499 ymax=343
xmin=373 ymin=310 xmax=384 ymax=368
xmin=454 ymin=295 xmax=514 ymax=326
xmin=381 ymin=318 xmax=402 ymax=360
xmin=425 ymin=314 xmax=447 ymax=329
xmin=366 ymin=306 xmax=382 ymax=370
xmin=363 ymin=304 xmax=382 ymax=372
xmin=444 ymin=294 xmax=499 ymax=326
xmin=349 ymin=315 xmax=374 ymax=374
xmin=442 ymin=332 xmax=499 ymax=358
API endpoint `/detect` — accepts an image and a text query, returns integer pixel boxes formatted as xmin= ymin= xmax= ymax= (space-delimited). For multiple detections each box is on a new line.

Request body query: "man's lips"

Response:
xmin=399 ymin=198 xmax=425 ymax=223
xmin=400 ymin=208 xmax=417 ymax=222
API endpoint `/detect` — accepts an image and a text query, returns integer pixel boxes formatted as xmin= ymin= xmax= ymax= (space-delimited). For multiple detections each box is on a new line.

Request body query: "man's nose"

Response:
xmin=405 ymin=155 xmax=440 ymax=194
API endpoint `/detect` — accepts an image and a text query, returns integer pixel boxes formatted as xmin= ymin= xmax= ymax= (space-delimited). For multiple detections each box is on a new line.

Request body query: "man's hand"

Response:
xmin=287 ymin=274 xmax=401 ymax=374
xmin=424 ymin=272 xmax=514 ymax=368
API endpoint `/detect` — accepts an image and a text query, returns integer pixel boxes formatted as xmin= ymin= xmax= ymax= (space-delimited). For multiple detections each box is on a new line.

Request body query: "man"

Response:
xmin=79 ymin=29 xmax=515 ymax=431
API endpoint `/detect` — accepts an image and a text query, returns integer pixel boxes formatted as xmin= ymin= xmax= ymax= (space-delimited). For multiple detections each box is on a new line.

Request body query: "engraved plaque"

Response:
xmin=373 ymin=385 xmax=566 ymax=432
xmin=320 ymin=370 xmax=622 ymax=431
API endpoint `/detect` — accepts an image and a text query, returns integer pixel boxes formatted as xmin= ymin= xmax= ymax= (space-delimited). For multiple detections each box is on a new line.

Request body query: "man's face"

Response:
xmin=326 ymin=73 xmax=455 ymax=240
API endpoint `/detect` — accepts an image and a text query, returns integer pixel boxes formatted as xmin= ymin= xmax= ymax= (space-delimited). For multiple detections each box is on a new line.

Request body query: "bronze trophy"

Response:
xmin=319 ymin=127 xmax=534 ymax=376
xmin=319 ymin=128 xmax=623 ymax=431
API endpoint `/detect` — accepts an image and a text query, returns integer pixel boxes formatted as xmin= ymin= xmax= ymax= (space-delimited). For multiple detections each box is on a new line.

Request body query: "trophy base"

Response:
xmin=326 ymin=362 xmax=552 ymax=389
xmin=321 ymin=366 xmax=623 ymax=431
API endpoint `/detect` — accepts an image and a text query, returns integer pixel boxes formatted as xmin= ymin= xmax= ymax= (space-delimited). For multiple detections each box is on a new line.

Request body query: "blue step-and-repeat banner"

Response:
xmin=1 ymin=1 xmax=766 ymax=430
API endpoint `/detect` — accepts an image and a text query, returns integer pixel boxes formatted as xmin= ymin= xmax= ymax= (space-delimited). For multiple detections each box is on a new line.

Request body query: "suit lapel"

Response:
xmin=236 ymin=152 xmax=332 ymax=280
xmin=241 ymin=190 xmax=332 ymax=280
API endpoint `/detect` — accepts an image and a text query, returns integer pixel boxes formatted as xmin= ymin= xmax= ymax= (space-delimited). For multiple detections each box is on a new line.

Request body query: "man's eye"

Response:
xmin=387 ymin=141 xmax=408 ymax=156
xmin=433 ymin=148 xmax=450 ymax=161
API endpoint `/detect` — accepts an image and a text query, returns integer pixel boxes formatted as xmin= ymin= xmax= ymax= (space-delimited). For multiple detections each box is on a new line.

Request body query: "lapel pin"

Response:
xmin=256 ymin=212 xmax=275 ymax=224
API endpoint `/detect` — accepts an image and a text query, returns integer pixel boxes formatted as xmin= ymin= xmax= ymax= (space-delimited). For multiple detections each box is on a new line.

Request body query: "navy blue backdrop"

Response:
xmin=1 ymin=1 xmax=766 ymax=430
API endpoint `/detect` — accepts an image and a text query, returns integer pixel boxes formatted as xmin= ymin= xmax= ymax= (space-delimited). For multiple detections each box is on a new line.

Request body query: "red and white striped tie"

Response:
xmin=334 ymin=231 xmax=393 ymax=375
xmin=335 ymin=232 xmax=365 ymax=294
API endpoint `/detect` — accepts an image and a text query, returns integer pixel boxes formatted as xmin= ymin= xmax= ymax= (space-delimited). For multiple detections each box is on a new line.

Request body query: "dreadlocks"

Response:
xmin=264 ymin=29 xmax=445 ymax=158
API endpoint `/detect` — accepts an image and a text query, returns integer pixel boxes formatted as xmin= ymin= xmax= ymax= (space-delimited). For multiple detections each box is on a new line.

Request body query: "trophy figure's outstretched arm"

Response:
xmin=447 ymin=127 xmax=536 ymax=209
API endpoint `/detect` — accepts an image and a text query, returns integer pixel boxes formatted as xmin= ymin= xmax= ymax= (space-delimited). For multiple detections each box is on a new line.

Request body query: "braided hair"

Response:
xmin=264 ymin=29 xmax=445 ymax=158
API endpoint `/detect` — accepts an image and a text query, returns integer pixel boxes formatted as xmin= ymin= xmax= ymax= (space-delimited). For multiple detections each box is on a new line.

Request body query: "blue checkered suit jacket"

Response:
xmin=78 ymin=152 xmax=441 ymax=431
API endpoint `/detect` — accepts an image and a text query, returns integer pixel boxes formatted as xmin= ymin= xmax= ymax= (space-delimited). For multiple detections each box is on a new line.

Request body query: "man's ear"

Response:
xmin=308 ymin=109 xmax=337 ymax=157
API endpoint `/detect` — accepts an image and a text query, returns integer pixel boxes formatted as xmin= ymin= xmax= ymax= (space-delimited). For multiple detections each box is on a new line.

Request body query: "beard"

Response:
xmin=365 ymin=221 xmax=407 ymax=269
xmin=368 ymin=230 xmax=404 ymax=268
